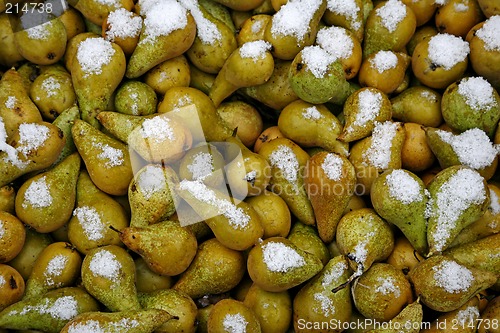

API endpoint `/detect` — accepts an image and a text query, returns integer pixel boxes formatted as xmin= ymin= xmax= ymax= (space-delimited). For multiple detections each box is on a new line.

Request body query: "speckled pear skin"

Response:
xmin=0 ymin=287 xmax=99 ymax=333
xmin=73 ymin=0 xmax=133 ymax=26
xmin=370 ymin=169 xmax=429 ymax=255
xmin=60 ymin=309 xmax=174 ymax=333
xmin=207 ymin=299 xmax=261 ymax=333
xmin=409 ymin=255 xmax=496 ymax=312
xmin=365 ymin=300 xmax=423 ymax=333
xmin=293 ymin=256 xmax=352 ymax=333
xmin=421 ymin=297 xmax=479 ymax=333
xmin=52 ymin=106 xmax=80 ymax=166
xmin=173 ymin=238 xmax=246 ymax=299
xmin=247 ymin=237 xmax=323 ymax=292
xmin=287 ymin=221 xmax=331 ymax=266
xmin=96 ymin=111 xmax=150 ymax=143
xmin=81 ymin=245 xmax=141 ymax=312
xmin=424 ymin=127 xmax=461 ymax=168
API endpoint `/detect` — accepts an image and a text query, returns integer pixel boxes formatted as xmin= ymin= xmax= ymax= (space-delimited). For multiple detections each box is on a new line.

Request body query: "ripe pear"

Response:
xmin=0 ymin=185 xmax=15 ymax=214
xmin=15 ymin=152 xmax=80 ymax=233
xmin=364 ymin=300 xmax=424 ymax=333
xmin=8 ymin=228 xmax=52 ymax=280
xmin=60 ymin=309 xmax=174 ymax=333
xmin=23 ymin=242 xmax=82 ymax=300
xmin=288 ymin=221 xmax=331 ymax=266
xmin=81 ymin=245 xmax=141 ymax=312
xmin=0 ymin=264 xmax=25 ymax=311
xmin=0 ymin=287 xmax=99 ymax=333
xmin=114 ymin=81 xmax=157 ymax=116
xmin=73 ymin=0 xmax=133 ymax=26
xmin=71 ymin=37 xmax=125 ymax=127
xmin=293 ymin=256 xmax=352 ymax=333
xmin=386 ymin=237 xmax=425 ymax=276
xmin=179 ymin=143 xmax=226 ymax=190
xmin=246 ymin=191 xmax=292 ymax=238
xmin=371 ymin=169 xmax=429 ymax=255
xmin=120 ymin=220 xmax=197 ymax=276
xmin=336 ymin=208 xmax=395 ymax=281
xmin=0 ymin=212 xmax=26 ymax=263
xmin=64 ymin=32 xmax=99 ymax=72
xmin=409 ymin=255 xmax=497 ymax=312
xmin=134 ymin=258 xmax=173 ymax=293
xmin=128 ymin=164 xmax=179 ymax=228
xmin=277 ymin=99 xmax=349 ymax=156
xmin=304 ymin=152 xmax=356 ymax=243
xmin=96 ymin=111 xmax=151 ymax=143
xmin=72 ymin=119 xmax=133 ymax=196
xmin=67 ymin=170 xmax=128 ymax=254
xmin=138 ymin=289 xmax=198 ymax=333
xmin=0 ymin=13 xmax=24 ymax=67
xmin=52 ymin=106 xmax=80 ymax=165
xmin=207 ymin=299 xmax=261 ymax=333
xmin=426 ymin=166 xmax=489 ymax=255
xmin=469 ymin=16 xmax=500 ymax=90
xmin=247 ymin=237 xmax=323 ymax=292
xmin=421 ymin=296 xmax=480 ymax=333
xmin=126 ymin=3 xmax=196 ymax=78
xmin=258 ymin=137 xmax=315 ymax=224
xmin=390 ymin=86 xmax=443 ymax=127
xmin=173 ymin=238 xmax=246 ymax=298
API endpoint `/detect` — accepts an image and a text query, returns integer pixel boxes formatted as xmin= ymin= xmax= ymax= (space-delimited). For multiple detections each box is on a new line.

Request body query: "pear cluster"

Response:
xmin=1 ymin=0 xmax=500 ymax=332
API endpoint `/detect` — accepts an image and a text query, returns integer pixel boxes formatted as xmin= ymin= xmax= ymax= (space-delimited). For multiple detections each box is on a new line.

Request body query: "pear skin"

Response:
xmin=81 ymin=245 xmax=141 ymax=312
xmin=364 ymin=300 xmax=424 ymax=333
xmin=0 ymin=13 xmax=24 ymax=67
xmin=15 ymin=152 xmax=80 ymax=233
xmin=173 ymin=238 xmax=246 ymax=299
xmin=207 ymin=299 xmax=261 ymax=333
xmin=96 ymin=111 xmax=150 ymax=143
xmin=323 ymin=0 xmax=364 ymax=41
xmin=0 ymin=185 xmax=15 ymax=214
xmin=120 ymin=220 xmax=198 ymax=276
xmin=135 ymin=258 xmax=173 ymax=293
xmin=246 ymin=191 xmax=291 ymax=238
xmin=0 ymin=287 xmax=99 ymax=333
xmin=52 ymin=106 xmax=80 ymax=166
xmin=0 ymin=264 xmax=25 ymax=311
xmin=73 ymin=0 xmax=134 ymax=26
xmin=72 ymin=119 xmax=133 ymax=196
xmin=0 ymin=212 xmax=25 ymax=263
xmin=304 ymin=152 xmax=356 ymax=243
xmin=390 ymin=86 xmax=443 ymax=127
xmin=370 ymin=169 xmax=429 ymax=255
xmin=287 ymin=221 xmax=331 ymax=266
xmin=8 ymin=228 xmax=52 ymax=280
xmin=409 ymin=255 xmax=497 ymax=312
xmin=421 ymin=296 xmax=480 ymax=333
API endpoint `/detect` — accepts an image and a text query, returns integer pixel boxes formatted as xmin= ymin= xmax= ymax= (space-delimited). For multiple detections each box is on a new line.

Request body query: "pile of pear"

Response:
xmin=1 ymin=0 xmax=500 ymax=332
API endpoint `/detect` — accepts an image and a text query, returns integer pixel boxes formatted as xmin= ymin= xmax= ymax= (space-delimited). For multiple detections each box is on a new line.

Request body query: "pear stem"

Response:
xmin=109 ymin=225 xmax=122 ymax=234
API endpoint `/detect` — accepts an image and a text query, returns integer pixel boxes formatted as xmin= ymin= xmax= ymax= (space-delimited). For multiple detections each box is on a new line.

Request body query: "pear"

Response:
xmin=114 ymin=81 xmax=157 ymax=116
xmin=197 ymin=304 xmax=214 ymax=333
xmin=81 ymin=245 xmax=141 ymax=312
xmin=421 ymin=296 xmax=480 ymax=333
xmin=0 ymin=264 xmax=25 ymax=311
xmin=60 ymin=309 xmax=174 ymax=333
xmin=176 ymin=179 xmax=264 ymax=250
xmin=96 ymin=111 xmax=152 ymax=143
xmin=120 ymin=220 xmax=197 ymax=276
xmin=390 ymin=86 xmax=442 ymax=128
xmin=426 ymin=166 xmax=490 ymax=255
xmin=0 ymin=212 xmax=25 ymax=264
xmin=425 ymin=127 xmax=498 ymax=178
xmin=263 ymin=0 xmax=326 ymax=60
xmin=8 ymin=228 xmax=52 ymax=280
xmin=64 ymin=32 xmax=99 ymax=73
xmin=207 ymin=299 xmax=261 ymax=333
xmin=409 ymin=255 xmax=497 ymax=312
xmin=0 ymin=287 xmax=99 ymax=333
xmin=72 ymin=0 xmax=133 ymax=26
xmin=386 ymin=237 xmax=425 ymax=276
xmin=289 ymin=46 xmax=351 ymax=105
xmin=128 ymin=164 xmax=179 ymax=228
xmin=304 ymin=152 xmax=356 ymax=243
xmin=0 ymin=13 xmax=24 ymax=67
xmin=139 ymin=289 xmax=198 ymax=333
xmin=179 ymin=143 xmax=227 ymax=190
xmin=0 ymin=68 xmax=42 ymax=140
xmin=126 ymin=2 xmax=196 ymax=78
xmin=243 ymin=283 xmax=292 ymax=333
xmin=209 ymin=40 xmax=274 ymax=107
xmin=67 ymin=170 xmax=128 ymax=254
xmin=217 ymin=101 xmax=263 ymax=148
xmin=277 ymin=100 xmax=349 ymax=156
xmin=0 ymin=122 xmax=66 ymax=187
xmin=293 ymin=256 xmax=352 ymax=333
xmin=246 ymin=191 xmax=291 ymax=238
xmin=15 ymin=152 xmax=80 ymax=233
xmin=287 ymin=221 xmax=331 ymax=266
xmin=338 ymin=87 xmax=393 ymax=142
xmin=247 ymin=237 xmax=323 ymax=292
xmin=135 ymin=258 xmax=173 ymax=293
xmin=145 ymin=55 xmax=191 ymax=95
xmin=352 ymin=263 xmax=414 ymax=321
xmin=52 ymin=106 xmax=80 ymax=165
xmin=211 ymin=0 xmax=264 ymax=11
xmin=323 ymin=0 xmax=364 ymax=41
xmin=478 ymin=296 xmax=500 ymax=333
xmin=23 ymin=242 xmax=82 ymax=300
xmin=173 ymin=238 xmax=246 ymax=299
xmin=371 ymin=169 xmax=429 ymax=255
xmin=102 ymin=8 xmax=142 ymax=56
xmin=72 ymin=119 xmax=133 ymax=196
xmin=71 ymin=37 xmax=126 ymax=127
xmin=237 ymin=14 xmax=271 ymax=46
xmin=258 ymin=137 xmax=315 ymax=225
xmin=0 ymin=185 xmax=15 ymax=214
xmin=364 ymin=300 xmax=424 ymax=333
xmin=335 ymin=208 xmax=395 ymax=285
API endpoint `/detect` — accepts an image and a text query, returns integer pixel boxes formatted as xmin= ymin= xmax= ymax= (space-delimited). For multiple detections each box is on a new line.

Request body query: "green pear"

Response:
xmin=207 ymin=299 xmax=261 ymax=333
xmin=72 ymin=0 xmax=133 ymax=26
xmin=114 ymin=81 xmax=157 ymax=116
xmin=128 ymin=164 xmax=179 ymax=228
xmin=209 ymin=40 xmax=274 ymax=107
xmin=409 ymin=255 xmax=496 ymax=312
xmin=67 ymin=170 xmax=128 ymax=254
xmin=258 ymin=137 xmax=315 ymax=225
xmin=96 ymin=111 xmax=151 ymax=143
xmin=120 ymin=220 xmax=198 ymax=276
xmin=478 ymin=296 xmax=500 ymax=333
xmin=139 ymin=289 xmax=198 ymax=333
xmin=289 ymin=46 xmax=351 ymax=104
xmin=364 ymin=300 xmax=423 ymax=333
xmin=293 ymin=256 xmax=352 ymax=333
xmin=81 ymin=245 xmax=141 ymax=312
xmin=247 ymin=237 xmax=324 ymax=292
xmin=198 ymin=0 xmax=236 ymax=31
xmin=173 ymin=238 xmax=246 ymax=299
xmin=287 ymin=221 xmax=331 ymax=266
xmin=426 ymin=166 xmax=490 ymax=255
xmin=126 ymin=3 xmax=196 ymax=78
xmin=135 ymin=258 xmax=173 ymax=293
xmin=14 ymin=152 xmax=80 ymax=233
xmin=277 ymin=100 xmax=349 ymax=156
xmin=304 ymin=152 xmax=356 ymax=243
xmin=71 ymin=37 xmax=126 ymax=127
xmin=52 ymin=106 xmax=80 ymax=165
xmin=370 ymin=169 xmax=429 ymax=255
xmin=0 ymin=287 xmax=99 ymax=333
xmin=72 ymin=119 xmax=133 ymax=196
xmin=421 ymin=296 xmax=480 ymax=333
xmin=179 ymin=143 xmax=227 ymax=190
xmin=0 ymin=13 xmax=24 ymax=67
xmin=338 ymin=87 xmax=392 ymax=142
xmin=390 ymin=86 xmax=443 ymax=127
xmin=60 ymin=309 xmax=174 ymax=333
